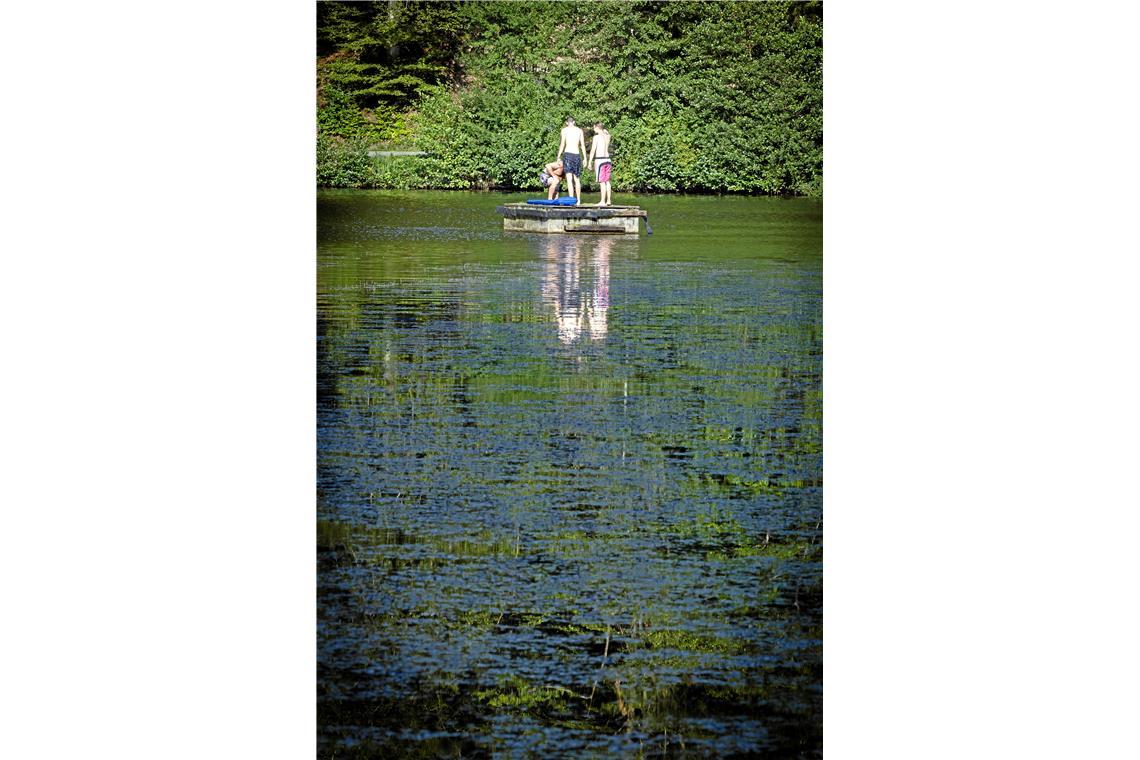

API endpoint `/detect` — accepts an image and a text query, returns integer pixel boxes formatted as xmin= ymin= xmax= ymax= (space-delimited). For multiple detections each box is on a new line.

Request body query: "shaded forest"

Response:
xmin=317 ymin=1 xmax=822 ymax=195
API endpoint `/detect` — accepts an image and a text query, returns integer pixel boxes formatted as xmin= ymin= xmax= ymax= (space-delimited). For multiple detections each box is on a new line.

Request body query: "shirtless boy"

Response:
xmin=586 ymin=121 xmax=613 ymax=206
xmin=540 ymin=159 xmax=565 ymax=200
xmin=556 ymin=117 xmax=587 ymax=200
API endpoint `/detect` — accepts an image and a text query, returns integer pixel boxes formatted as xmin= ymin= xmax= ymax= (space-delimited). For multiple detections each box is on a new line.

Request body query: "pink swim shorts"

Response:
xmin=596 ymin=161 xmax=612 ymax=183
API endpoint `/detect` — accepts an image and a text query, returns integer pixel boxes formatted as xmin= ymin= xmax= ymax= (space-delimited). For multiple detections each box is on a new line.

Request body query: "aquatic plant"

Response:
xmin=474 ymin=674 xmax=578 ymax=712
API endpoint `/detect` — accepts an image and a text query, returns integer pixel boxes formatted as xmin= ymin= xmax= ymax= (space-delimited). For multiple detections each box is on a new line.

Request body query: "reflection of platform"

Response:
xmin=495 ymin=203 xmax=647 ymax=234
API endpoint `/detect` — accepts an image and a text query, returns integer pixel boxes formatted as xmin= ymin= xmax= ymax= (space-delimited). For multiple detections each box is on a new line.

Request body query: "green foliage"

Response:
xmin=317 ymin=1 xmax=822 ymax=195
xmin=317 ymin=1 xmax=469 ymax=106
xmin=316 ymin=85 xmax=365 ymax=138
xmin=316 ymin=135 xmax=373 ymax=188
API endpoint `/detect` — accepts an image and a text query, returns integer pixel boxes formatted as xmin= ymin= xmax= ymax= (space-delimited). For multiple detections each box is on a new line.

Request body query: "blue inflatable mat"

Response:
xmin=526 ymin=197 xmax=579 ymax=206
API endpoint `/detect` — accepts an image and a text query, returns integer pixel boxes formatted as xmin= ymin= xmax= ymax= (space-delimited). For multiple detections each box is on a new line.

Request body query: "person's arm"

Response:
xmin=587 ymin=135 xmax=597 ymax=168
xmin=578 ymin=131 xmax=587 ymax=158
xmin=556 ymin=132 xmax=566 ymax=161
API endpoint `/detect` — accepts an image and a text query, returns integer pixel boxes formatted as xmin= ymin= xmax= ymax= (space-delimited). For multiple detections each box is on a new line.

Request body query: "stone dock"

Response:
xmin=495 ymin=203 xmax=648 ymax=234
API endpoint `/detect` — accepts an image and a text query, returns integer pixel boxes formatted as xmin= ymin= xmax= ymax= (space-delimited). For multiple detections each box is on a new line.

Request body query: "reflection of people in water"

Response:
xmin=587 ymin=237 xmax=611 ymax=340
xmin=541 ymin=236 xmax=581 ymax=343
xmin=541 ymin=236 xmax=612 ymax=344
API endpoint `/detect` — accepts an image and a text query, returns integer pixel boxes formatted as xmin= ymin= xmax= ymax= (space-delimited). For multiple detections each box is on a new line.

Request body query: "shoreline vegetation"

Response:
xmin=317 ymin=1 xmax=822 ymax=196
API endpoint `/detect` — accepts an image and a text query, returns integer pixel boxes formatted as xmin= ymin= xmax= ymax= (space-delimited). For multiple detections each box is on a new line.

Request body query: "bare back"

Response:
xmin=560 ymin=125 xmax=585 ymax=155
xmin=591 ymin=130 xmax=611 ymax=158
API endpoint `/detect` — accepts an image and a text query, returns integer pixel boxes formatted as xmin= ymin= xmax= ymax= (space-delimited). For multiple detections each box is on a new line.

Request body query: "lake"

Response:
xmin=318 ymin=190 xmax=822 ymax=757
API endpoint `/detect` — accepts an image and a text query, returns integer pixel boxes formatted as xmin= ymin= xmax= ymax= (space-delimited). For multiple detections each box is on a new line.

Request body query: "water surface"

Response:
xmin=318 ymin=190 xmax=822 ymax=757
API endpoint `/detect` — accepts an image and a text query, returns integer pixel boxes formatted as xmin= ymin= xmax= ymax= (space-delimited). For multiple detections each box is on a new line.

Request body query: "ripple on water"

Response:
xmin=318 ymin=191 xmax=822 ymax=757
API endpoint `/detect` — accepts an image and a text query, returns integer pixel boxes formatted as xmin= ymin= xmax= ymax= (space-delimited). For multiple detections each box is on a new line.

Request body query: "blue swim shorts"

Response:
xmin=562 ymin=152 xmax=581 ymax=177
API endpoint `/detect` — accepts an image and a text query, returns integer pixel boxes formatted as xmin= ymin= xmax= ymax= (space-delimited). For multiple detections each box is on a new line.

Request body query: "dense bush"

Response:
xmin=316 ymin=1 xmax=822 ymax=196
xmin=316 ymin=135 xmax=374 ymax=188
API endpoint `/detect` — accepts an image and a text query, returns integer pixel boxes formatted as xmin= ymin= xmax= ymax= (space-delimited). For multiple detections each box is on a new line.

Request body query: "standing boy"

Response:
xmin=586 ymin=121 xmax=613 ymax=206
xmin=556 ymin=117 xmax=587 ymax=200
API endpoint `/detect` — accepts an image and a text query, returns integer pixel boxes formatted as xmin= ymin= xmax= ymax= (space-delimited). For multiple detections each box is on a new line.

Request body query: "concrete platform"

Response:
xmin=495 ymin=203 xmax=647 ymax=234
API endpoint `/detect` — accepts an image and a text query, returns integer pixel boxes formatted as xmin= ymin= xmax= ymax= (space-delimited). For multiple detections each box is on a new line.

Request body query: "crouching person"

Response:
xmin=540 ymin=160 xmax=565 ymax=200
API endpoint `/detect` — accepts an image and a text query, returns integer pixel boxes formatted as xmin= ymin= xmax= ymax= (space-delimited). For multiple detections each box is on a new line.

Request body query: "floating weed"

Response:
xmin=473 ymin=674 xmax=578 ymax=712
xmin=687 ymin=472 xmax=786 ymax=496
xmin=705 ymin=541 xmax=814 ymax=562
xmin=454 ymin=609 xmax=500 ymax=631
xmin=540 ymin=620 xmax=610 ymax=638
xmin=641 ymin=629 xmax=747 ymax=656
xmin=673 ymin=506 xmax=748 ymax=541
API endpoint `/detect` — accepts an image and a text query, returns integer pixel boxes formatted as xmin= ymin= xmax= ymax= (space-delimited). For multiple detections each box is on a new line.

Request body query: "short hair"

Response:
xmin=594 ymin=121 xmax=605 ymax=129
xmin=566 ymin=117 xmax=575 ymax=125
